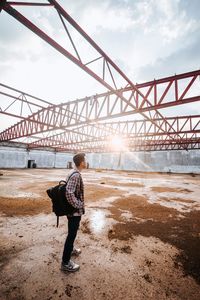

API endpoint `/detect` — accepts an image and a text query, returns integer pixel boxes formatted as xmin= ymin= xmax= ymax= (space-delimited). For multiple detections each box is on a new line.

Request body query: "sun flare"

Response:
xmin=110 ymin=135 xmax=126 ymax=151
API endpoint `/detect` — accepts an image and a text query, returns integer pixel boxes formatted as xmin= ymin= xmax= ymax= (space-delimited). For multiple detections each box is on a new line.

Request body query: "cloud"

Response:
xmin=0 ymin=11 xmax=25 ymax=43
xmin=80 ymin=2 xmax=134 ymax=34
xmin=136 ymin=32 xmax=200 ymax=82
xmin=0 ymin=0 xmax=199 ymax=99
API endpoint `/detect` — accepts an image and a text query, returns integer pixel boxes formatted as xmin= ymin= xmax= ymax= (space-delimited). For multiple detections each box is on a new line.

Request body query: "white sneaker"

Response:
xmin=71 ymin=248 xmax=81 ymax=256
xmin=61 ymin=260 xmax=80 ymax=272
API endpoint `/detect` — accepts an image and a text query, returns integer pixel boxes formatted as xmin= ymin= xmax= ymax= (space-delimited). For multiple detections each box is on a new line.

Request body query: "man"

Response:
xmin=61 ymin=152 xmax=86 ymax=272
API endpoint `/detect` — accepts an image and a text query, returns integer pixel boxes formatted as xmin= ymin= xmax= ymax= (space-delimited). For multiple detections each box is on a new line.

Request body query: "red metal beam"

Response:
xmin=0 ymin=83 xmax=118 ymax=138
xmin=0 ymin=83 xmax=52 ymax=119
xmin=1 ymin=2 xmax=199 ymax=151
xmin=51 ymin=137 xmax=200 ymax=152
xmin=0 ymin=69 xmax=199 ymax=142
xmin=2 ymin=69 xmax=199 ymax=120
xmin=27 ymin=115 xmax=200 ymax=149
xmin=1 ymin=1 xmax=191 ymax=146
xmin=29 ymin=133 xmax=200 ymax=151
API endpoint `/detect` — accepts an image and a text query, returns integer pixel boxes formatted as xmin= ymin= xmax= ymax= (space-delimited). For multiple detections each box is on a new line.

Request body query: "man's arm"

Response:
xmin=65 ymin=174 xmax=84 ymax=209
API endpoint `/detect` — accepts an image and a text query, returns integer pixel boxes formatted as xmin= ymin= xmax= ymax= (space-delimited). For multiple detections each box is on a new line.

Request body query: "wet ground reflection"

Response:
xmin=89 ymin=209 xmax=107 ymax=234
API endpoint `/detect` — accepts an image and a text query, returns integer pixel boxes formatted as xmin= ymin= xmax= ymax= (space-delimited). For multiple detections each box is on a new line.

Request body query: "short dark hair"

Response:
xmin=73 ymin=152 xmax=86 ymax=167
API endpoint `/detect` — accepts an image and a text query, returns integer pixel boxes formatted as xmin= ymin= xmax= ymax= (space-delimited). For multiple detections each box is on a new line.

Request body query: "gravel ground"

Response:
xmin=0 ymin=168 xmax=200 ymax=300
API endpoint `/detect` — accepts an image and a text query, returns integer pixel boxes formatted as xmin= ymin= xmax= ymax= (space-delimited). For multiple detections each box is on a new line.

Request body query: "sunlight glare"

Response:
xmin=110 ymin=135 xmax=126 ymax=151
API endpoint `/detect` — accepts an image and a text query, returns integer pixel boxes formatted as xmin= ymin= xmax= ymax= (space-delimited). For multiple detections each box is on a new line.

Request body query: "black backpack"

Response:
xmin=46 ymin=172 xmax=79 ymax=227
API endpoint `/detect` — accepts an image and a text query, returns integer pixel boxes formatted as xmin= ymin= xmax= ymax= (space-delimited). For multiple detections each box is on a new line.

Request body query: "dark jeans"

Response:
xmin=62 ymin=216 xmax=81 ymax=264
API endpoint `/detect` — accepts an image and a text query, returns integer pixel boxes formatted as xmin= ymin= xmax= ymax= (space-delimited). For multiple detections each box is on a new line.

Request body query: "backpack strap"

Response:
xmin=66 ymin=171 xmax=80 ymax=184
xmin=57 ymin=216 xmax=59 ymax=228
xmin=58 ymin=171 xmax=79 ymax=187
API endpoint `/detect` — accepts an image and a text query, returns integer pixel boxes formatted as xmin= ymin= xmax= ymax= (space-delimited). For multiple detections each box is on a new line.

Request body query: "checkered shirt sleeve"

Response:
xmin=65 ymin=173 xmax=84 ymax=209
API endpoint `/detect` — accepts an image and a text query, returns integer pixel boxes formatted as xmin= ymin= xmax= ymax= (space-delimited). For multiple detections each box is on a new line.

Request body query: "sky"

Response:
xmin=0 ymin=0 xmax=200 ymax=132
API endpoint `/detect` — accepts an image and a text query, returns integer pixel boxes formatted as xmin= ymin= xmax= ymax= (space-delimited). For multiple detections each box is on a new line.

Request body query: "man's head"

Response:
xmin=73 ymin=152 xmax=86 ymax=170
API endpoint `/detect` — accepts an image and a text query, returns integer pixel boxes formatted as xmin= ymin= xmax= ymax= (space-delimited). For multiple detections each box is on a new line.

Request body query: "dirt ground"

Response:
xmin=0 ymin=168 xmax=200 ymax=300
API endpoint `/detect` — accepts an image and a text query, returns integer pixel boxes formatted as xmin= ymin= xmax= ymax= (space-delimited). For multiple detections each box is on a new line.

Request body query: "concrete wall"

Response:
xmin=55 ymin=152 xmax=73 ymax=168
xmin=0 ymin=146 xmax=27 ymax=168
xmin=0 ymin=145 xmax=200 ymax=173
xmin=0 ymin=146 xmax=73 ymax=169
xmin=86 ymin=150 xmax=200 ymax=173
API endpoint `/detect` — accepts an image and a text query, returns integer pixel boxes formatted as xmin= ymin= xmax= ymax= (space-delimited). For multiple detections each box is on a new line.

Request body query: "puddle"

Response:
xmin=89 ymin=209 xmax=107 ymax=234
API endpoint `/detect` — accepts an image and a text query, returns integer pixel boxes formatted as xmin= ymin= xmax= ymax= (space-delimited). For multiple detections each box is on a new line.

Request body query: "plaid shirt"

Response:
xmin=65 ymin=168 xmax=85 ymax=217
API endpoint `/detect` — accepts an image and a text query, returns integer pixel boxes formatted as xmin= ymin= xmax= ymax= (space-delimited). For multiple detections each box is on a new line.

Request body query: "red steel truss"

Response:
xmin=0 ymin=70 xmax=199 ymax=141
xmin=48 ymin=137 xmax=200 ymax=152
xmin=0 ymin=83 xmax=123 ymax=142
xmin=1 ymin=0 xmax=197 ymax=146
xmin=29 ymin=135 xmax=200 ymax=152
xmin=1 ymin=70 xmax=199 ymax=121
xmin=27 ymin=115 xmax=200 ymax=149
xmin=0 ymin=83 xmax=52 ymax=120
xmin=0 ymin=1 xmax=200 ymax=152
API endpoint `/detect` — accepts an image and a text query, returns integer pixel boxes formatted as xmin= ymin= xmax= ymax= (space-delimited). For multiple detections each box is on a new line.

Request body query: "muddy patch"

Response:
xmin=108 ymin=194 xmax=178 ymax=222
xmin=0 ymin=183 xmax=123 ymax=217
xmin=159 ymin=197 xmax=196 ymax=204
xmin=151 ymin=187 xmax=193 ymax=193
xmin=112 ymin=245 xmax=132 ymax=254
xmin=65 ymin=284 xmax=83 ymax=298
xmin=0 ymin=196 xmax=51 ymax=217
xmin=81 ymin=219 xmax=92 ymax=234
xmin=107 ymin=195 xmax=200 ymax=284
xmin=85 ymin=184 xmax=123 ymax=202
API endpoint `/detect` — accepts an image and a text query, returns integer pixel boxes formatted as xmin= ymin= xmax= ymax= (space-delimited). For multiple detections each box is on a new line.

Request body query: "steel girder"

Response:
xmin=0 ymin=83 xmax=121 ymax=143
xmin=1 ymin=2 xmax=200 ymax=152
xmin=1 ymin=70 xmax=199 ymax=121
xmin=0 ymin=83 xmax=126 ymax=143
xmin=1 ymin=1 xmax=195 ymax=146
xmin=48 ymin=137 xmax=200 ymax=152
xmin=0 ymin=82 xmax=117 ymax=142
xmin=0 ymin=83 xmax=52 ymax=120
xmin=29 ymin=134 xmax=200 ymax=152
xmin=27 ymin=115 xmax=200 ymax=149
xmin=0 ymin=70 xmax=199 ymax=142
xmin=31 ymin=131 xmax=200 ymax=149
